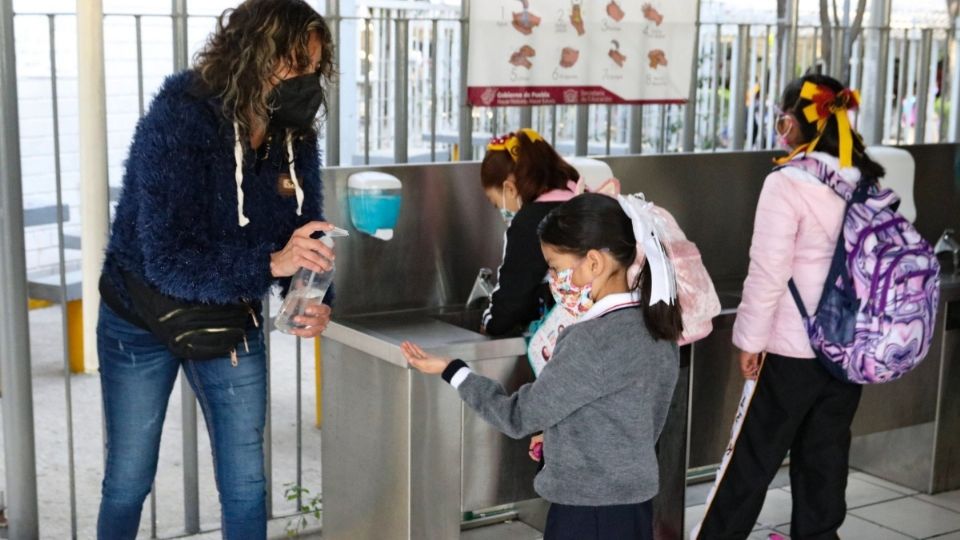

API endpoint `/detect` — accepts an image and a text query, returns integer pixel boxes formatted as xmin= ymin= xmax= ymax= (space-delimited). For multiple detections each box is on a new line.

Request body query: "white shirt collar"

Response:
xmin=581 ymin=291 xmax=642 ymax=322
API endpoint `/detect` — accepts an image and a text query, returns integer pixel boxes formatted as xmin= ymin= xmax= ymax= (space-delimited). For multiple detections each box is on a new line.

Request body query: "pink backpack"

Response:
xmin=579 ymin=179 xmax=722 ymax=344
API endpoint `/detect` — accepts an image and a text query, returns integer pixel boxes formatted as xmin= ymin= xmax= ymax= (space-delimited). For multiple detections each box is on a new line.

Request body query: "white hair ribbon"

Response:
xmin=617 ymin=194 xmax=677 ymax=306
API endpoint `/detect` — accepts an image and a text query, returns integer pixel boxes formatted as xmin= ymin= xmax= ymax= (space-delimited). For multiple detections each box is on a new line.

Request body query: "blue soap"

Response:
xmin=349 ymin=193 xmax=402 ymax=233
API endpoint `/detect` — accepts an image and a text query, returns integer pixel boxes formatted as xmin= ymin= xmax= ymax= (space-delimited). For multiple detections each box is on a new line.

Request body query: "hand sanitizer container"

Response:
xmin=274 ymin=227 xmax=349 ymax=334
xmin=347 ymin=172 xmax=402 ymax=241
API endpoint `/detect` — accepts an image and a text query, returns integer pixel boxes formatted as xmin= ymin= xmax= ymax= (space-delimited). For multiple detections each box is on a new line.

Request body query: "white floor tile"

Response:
xmin=928 ymin=532 xmax=960 ymax=540
xmin=838 ymin=515 xmax=912 ymax=540
xmin=849 ymin=471 xmax=920 ymax=495
xmin=917 ymin=490 xmax=960 ymax=514
xmin=850 ymin=497 xmax=960 ymax=538
xmin=846 ymin=476 xmax=909 ymax=509
xmin=756 ymin=488 xmax=793 ymax=529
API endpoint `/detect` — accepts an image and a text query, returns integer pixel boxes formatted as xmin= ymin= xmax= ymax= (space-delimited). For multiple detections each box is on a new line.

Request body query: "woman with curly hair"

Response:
xmin=96 ymin=1 xmax=336 ymax=537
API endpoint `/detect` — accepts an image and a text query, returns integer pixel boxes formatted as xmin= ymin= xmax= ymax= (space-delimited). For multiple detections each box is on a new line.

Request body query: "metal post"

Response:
xmin=172 ymin=1 xmax=201 ymax=532
xmin=458 ymin=0 xmax=473 ymax=160
xmin=629 ymin=106 xmax=644 ymax=154
xmin=48 ymin=16 xmax=78 ymax=539
xmin=172 ymin=0 xmax=188 ymax=69
xmin=325 ymin=0 xmax=340 ymax=166
xmin=915 ymin=29 xmax=933 ymax=143
xmin=181 ymin=376 xmax=200 ymax=534
xmin=897 ymin=31 xmax=909 ymax=144
xmin=862 ymin=0 xmax=892 ymax=144
xmin=682 ymin=0 xmax=702 ymax=152
xmin=731 ymin=25 xmax=750 ymax=150
xmin=604 ymin=105 xmax=613 ymax=155
xmin=550 ymin=104 xmax=558 ymax=145
xmin=394 ymin=16 xmax=409 ymax=163
xmin=519 ymin=106 xmax=533 ymax=128
xmin=710 ymin=26 xmax=721 ymax=151
xmin=263 ymin=296 xmax=273 ymax=519
xmin=575 ymin=105 xmax=589 ymax=155
xmin=78 ymin=0 xmax=110 ymax=379
xmin=430 ymin=19 xmax=439 ymax=161
xmin=296 ymin=338 xmax=303 ymax=510
xmin=0 ymin=0 xmax=40 ymax=536
xmin=757 ymin=25 xmax=771 ymax=149
xmin=135 ymin=15 xmax=145 ymax=118
xmin=363 ymin=17 xmax=372 ymax=165
xmin=781 ymin=0 xmax=799 ymax=91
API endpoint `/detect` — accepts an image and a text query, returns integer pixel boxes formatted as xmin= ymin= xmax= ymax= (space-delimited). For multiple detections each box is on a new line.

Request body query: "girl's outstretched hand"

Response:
xmin=401 ymin=341 xmax=452 ymax=375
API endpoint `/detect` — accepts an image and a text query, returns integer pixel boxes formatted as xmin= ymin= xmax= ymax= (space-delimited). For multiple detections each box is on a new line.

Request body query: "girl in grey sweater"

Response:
xmin=403 ymin=193 xmax=682 ymax=540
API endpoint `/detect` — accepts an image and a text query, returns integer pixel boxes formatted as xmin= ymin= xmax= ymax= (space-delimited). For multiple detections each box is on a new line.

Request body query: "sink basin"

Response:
xmin=431 ymin=308 xmax=486 ymax=333
xmin=325 ymin=307 xmax=527 ymax=368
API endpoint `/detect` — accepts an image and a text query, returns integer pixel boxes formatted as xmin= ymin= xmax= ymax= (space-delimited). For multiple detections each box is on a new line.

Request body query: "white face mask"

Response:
xmin=500 ymin=190 xmax=520 ymax=225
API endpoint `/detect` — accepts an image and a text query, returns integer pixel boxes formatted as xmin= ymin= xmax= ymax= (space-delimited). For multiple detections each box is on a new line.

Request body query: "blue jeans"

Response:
xmin=97 ymin=303 xmax=267 ymax=540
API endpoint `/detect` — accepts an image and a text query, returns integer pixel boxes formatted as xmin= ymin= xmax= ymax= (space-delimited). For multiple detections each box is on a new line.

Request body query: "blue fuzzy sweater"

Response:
xmin=101 ymin=71 xmax=325 ymax=309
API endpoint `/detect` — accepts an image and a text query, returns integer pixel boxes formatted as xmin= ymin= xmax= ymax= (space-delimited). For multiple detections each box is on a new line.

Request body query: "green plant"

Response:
xmin=284 ymin=483 xmax=322 ymax=537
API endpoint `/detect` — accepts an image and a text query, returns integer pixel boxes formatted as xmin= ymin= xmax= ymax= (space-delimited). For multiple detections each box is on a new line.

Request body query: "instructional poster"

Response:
xmin=466 ymin=0 xmax=697 ymax=106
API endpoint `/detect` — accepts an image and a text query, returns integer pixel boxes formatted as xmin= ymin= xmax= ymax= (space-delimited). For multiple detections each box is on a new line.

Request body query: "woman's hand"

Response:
xmin=401 ymin=342 xmax=451 ymax=375
xmin=270 ymin=221 xmax=337 ymax=278
xmin=288 ymin=303 xmax=332 ymax=338
xmin=529 ymin=434 xmax=544 ymax=462
xmin=739 ymin=350 xmax=764 ymax=380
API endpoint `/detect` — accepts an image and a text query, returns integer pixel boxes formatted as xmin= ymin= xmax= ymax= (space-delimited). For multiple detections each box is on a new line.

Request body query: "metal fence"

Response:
xmin=3 ymin=0 xmax=960 ymax=538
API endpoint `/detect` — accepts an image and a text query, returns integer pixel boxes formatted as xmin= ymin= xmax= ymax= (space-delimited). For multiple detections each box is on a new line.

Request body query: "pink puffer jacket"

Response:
xmin=733 ymin=153 xmax=861 ymax=359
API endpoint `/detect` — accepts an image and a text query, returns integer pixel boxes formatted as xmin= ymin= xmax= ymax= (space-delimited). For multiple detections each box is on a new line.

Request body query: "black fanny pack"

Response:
xmin=109 ymin=271 xmax=260 ymax=361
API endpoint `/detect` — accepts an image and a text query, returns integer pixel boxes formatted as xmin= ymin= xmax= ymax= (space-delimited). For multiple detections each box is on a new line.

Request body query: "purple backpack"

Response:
xmin=781 ymin=158 xmax=940 ymax=384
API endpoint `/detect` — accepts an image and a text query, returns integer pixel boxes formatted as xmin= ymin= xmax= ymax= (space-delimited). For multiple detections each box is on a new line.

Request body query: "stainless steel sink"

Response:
xmin=321 ymin=308 xmax=543 ymax=540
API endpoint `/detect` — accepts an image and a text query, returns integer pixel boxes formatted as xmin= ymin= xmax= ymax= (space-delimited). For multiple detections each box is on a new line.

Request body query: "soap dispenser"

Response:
xmin=347 ymin=172 xmax=402 ymax=241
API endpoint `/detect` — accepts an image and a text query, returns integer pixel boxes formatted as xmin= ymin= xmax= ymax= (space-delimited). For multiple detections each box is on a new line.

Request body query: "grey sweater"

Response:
xmin=443 ymin=305 xmax=679 ymax=506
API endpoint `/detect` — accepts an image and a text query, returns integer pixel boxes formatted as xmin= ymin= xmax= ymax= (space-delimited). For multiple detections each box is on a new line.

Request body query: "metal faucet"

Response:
xmin=935 ymin=229 xmax=960 ymax=274
xmin=465 ymin=268 xmax=496 ymax=309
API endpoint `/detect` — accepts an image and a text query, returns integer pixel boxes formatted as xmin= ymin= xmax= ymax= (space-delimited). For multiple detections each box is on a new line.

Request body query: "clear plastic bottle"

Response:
xmin=274 ymin=228 xmax=349 ymax=334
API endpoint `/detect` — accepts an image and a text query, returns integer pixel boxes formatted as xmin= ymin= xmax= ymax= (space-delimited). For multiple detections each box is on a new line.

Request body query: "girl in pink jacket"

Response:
xmin=693 ymin=75 xmax=888 ymax=540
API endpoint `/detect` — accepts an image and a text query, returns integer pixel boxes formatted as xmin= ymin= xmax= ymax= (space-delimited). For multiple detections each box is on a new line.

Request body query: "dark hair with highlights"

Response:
xmin=781 ymin=74 xmax=885 ymax=182
xmin=480 ymin=131 xmax=580 ymax=204
xmin=538 ymin=193 xmax=684 ymax=342
xmin=193 ymin=0 xmax=335 ymax=137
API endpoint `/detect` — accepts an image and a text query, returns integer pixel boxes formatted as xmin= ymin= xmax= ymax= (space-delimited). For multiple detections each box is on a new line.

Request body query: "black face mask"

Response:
xmin=269 ymin=73 xmax=323 ymax=130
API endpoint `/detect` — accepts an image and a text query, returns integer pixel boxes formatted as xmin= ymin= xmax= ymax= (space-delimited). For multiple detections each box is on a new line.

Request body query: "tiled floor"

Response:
xmin=685 ymin=469 xmax=960 ymax=539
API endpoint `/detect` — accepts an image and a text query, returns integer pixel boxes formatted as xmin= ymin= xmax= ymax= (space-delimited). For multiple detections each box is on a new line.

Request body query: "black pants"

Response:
xmin=696 ymin=354 xmax=863 ymax=540
xmin=544 ymin=500 xmax=653 ymax=540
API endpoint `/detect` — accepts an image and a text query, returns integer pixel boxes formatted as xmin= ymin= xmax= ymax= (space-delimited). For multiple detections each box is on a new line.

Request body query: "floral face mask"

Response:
xmin=548 ymin=266 xmax=594 ymax=315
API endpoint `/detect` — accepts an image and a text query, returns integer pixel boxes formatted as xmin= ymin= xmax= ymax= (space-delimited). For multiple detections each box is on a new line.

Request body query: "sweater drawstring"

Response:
xmin=233 ymin=121 xmax=251 ymax=227
xmin=286 ymin=130 xmax=304 ymax=216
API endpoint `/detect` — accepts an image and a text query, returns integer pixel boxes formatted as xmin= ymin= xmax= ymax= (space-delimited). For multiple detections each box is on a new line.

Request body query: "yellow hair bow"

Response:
xmin=799 ymin=82 xmax=861 ymax=168
xmin=486 ymin=128 xmax=544 ymax=161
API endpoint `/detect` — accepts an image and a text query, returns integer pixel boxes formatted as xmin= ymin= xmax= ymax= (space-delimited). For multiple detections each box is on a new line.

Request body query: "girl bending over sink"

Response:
xmin=404 ymin=193 xmax=681 ymax=540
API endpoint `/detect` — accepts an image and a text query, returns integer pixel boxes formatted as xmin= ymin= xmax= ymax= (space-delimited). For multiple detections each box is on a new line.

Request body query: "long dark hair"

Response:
xmin=480 ymin=130 xmax=580 ymax=204
xmin=781 ymin=74 xmax=885 ymax=182
xmin=194 ymin=0 xmax=336 ymax=137
xmin=538 ymin=193 xmax=684 ymax=342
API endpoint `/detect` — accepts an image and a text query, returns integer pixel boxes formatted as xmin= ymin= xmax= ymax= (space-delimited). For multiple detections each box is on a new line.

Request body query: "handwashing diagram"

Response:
xmin=560 ymin=46 xmax=580 ymax=68
xmin=509 ymin=45 xmax=537 ymax=68
xmin=512 ymin=0 xmax=541 ymax=35
xmin=642 ymin=3 xmax=664 ymax=26
xmin=648 ymin=49 xmax=668 ymax=69
xmin=609 ymin=40 xmax=627 ymax=67
xmin=468 ymin=0 xmax=697 ymax=105
xmin=569 ymin=0 xmax=585 ymax=36
xmin=606 ymin=0 xmax=625 ymax=22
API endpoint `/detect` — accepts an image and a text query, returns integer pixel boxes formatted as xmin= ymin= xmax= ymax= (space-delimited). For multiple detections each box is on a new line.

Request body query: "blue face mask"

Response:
xmin=500 ymin=191 xmax=519 ymax=225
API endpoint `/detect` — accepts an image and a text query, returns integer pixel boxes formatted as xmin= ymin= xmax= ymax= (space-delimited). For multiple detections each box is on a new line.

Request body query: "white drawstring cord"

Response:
xmin=286 ymin=130 xmax=304 ymax=216
xmin=233 ymin=121 xmax=251 ymax=227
